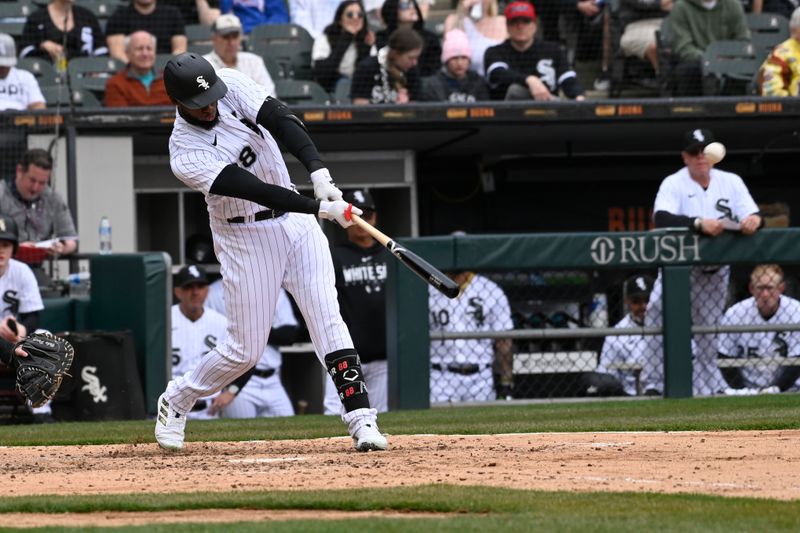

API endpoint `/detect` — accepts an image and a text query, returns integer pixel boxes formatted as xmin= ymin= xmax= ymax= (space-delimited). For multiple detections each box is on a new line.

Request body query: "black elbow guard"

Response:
xmin=256 ymin=96 xmax=308 ymax=134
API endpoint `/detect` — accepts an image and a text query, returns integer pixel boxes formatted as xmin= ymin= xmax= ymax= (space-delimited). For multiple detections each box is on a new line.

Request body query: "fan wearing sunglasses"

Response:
xmin=312 ymin=1 xmax=376 ymax=94
xmin=641 ymin=128 xmax=763 ymax=397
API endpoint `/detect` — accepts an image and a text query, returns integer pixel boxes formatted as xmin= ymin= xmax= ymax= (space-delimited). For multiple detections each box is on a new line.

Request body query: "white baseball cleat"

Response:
xmin=155 ymin=392 xmax=186 ymax=451
xmin=344 ymin=407 xmax=388 ymax=451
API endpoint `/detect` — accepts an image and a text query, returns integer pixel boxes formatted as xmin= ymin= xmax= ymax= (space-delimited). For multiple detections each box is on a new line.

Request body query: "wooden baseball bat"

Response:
xmin=351 ymin=214 xmax=461 ymax=299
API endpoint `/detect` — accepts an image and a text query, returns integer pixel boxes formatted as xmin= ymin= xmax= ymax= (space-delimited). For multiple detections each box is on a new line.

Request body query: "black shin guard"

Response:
xmin=324 ymin=348 xmax=370 ymax=412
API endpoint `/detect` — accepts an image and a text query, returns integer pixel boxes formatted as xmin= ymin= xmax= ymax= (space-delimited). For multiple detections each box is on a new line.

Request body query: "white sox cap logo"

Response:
xmin=692 ymin=129 xmax=705 ymax=142
xmin=196 ymin=75 xmax=210 ymax=90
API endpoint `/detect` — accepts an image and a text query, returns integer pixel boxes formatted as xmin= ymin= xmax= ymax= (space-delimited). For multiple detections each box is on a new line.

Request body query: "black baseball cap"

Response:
xmin=624 ymin=275 xmax=654 ymax=299
xmin=683 ymin=128 xmax=715 ymax=153
xmin=343 ymin=189 xmax=376 ymax=210
xmin=175 ymin=264 xmax=209 ymax=288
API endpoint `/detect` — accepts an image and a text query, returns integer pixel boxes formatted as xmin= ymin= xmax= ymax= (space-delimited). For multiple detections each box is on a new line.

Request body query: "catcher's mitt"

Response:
xmin=13 ymin=331 xmax=75 ymax=407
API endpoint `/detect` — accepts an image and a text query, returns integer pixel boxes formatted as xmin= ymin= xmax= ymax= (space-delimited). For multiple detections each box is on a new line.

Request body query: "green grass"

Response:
xmin=0 ymin=394 xmax=797 ymax=447
xmin=0 ymin=486 xmax=798 ymax=532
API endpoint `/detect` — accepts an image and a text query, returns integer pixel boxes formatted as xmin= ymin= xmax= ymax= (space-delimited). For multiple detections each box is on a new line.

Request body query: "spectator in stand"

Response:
xmin=484 ymin=2 xmax=585 ymax=101
xmin=19 ymin=0 xmax=108 ymax=62
xmin=324 ymin=189 xmax=390 ymax=415
xmin=0 ymin=149 xmax=78 ymax=286
xmin=106 ymin=0 xmax=187 ymax=62
xmin=752 ymin=0 xmax=795 ymax=22
xmin=376 ymin=0 xmax=442 ymax=76
xmin=0 ymin=34 xmax=45 ymax=111
xmin=443 ymin=0 xmax=507 ymax=76
xmin=220 ymin=0 xmax=289 ymax=34
xmin=718 ymin=264 xmax=800 ymax=393
xmin=618 ymin=0 xmax=673 ymax=75
xmin=290 ymin=0 xmax=342 ymax=39
xmin=364 ymin=0 xmax=436 ymax=22
xmin=669 ymin=0 xmax=749 ymax=96
xmin=759 ymin=7 xmax=800 ymax=96
xmin=203 ymin=14 xmax=275 ymax=95
xmin=351 ymin=26 xmax=423 ymax=104
xmin=163 ymin=0 xmax=221 ymax=26
xmin=420 ymin=29 xmax=489 ymax=102
xmin=104 ymin=31 xmax=172 ymax=107
xmin=312 ymin=1 xmax=376 ymax=94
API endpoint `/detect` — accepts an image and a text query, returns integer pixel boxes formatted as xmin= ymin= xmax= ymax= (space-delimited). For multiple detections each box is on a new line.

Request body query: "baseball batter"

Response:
xmin=429 ymin=270 xmax=513 ymax=403
xmin=171 ymin=265 xmax=228 ymax=420
xmin=155 ymin=53 xmax=386 ymax=452
xmin=643 ymin=129 xmax=762 ymax=396
xmin=717 ymin=264 xmax=800 ymax=392
xmin=206 ymin=279 xmax=296 ymax=418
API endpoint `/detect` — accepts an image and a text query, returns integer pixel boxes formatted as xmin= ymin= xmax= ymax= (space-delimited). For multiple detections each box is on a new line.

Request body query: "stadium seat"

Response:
xmin=154 ymin=53 xmax=173 ymax=72
xmin=185 ymin=23 xmax=213 ymax=45
xmin=0 ymin=1 xmax=33 ymax=22
xmin=67 ymin=56 xmax=125 ymax=99
xmin=80 ymin=0 xmax=121 ymax=20
xmin=702 ymin=40 xmax=759 ymax=96
xmin=17 ymin=57 xmax=60 ymax=86
xmin=40 ymin=85 xmax=102 ymax=108
xmin=332 ymin=77 xmax=351 ymax=104
xmin=746 ymin=13 xmax=790 ymax=61
xmin=187 ymin=43 xmax=213 ymax=55
xmin=262 ymin=53 xmax=285 ymax=81
xmin=0 ymin=21 xmax=24 ymax=40
xmin=248 ymin=23 xmax=313 ymax=80
xmin=274 ymin=79 xmax=329 ymax=105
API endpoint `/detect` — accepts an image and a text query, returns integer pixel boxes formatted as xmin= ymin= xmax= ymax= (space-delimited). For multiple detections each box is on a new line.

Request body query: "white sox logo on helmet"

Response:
xmin=197 ymin=76 xmax=210 ymax=90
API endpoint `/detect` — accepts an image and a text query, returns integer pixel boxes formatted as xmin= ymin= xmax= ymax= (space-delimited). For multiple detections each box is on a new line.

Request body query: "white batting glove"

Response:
xmin=319 ymin=200 xmax=362 ymax=228
xmin=310 ymin=168 xmax=343 ymax=201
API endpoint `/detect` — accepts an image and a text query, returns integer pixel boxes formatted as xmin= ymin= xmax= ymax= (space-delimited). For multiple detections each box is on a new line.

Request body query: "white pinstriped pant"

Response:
xmin=166 ymin=212 xmax=354 ymax=414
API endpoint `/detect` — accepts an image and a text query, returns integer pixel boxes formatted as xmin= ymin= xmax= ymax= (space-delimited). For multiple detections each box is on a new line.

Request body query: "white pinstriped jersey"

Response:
xmin=169 ymin=68 xmax=294 ymax=222
xmin=718 ymin=295 xmax=800 ymax=388
xmin=654 ymin=167 xmax=759 ymax=224
xmin=429 ymin=273 xmax=513 ymax=367
xmin=205 ymin=280 xmax=297 ymax=369
xmin=171 ymin=305 xmax=228 ymax=379
xmin=0 ymin=259 xmax=43 ymax=317
xmin=597 ymin=314 xmax=648 ymax=396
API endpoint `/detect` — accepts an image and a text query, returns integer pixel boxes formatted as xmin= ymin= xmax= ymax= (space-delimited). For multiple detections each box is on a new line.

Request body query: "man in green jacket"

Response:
xmin=670 ymin=0 xmax=749 ymax=95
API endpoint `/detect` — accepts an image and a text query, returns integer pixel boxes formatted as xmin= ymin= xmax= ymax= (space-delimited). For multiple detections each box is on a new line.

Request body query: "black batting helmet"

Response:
xmin=164 ymin=53 xmax=228 ymax=109
xmin=0 ymin=215 xmax=19 ymax=254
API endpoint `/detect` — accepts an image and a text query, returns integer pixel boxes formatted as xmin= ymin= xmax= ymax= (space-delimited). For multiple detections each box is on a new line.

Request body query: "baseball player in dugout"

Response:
xmin=0 ymin=149 xmax=78 ymax=286
xmin=429 ymin=244 xmax=515 ymax=403
xmin=642 ymin=128 xmax=763 ymax=396
xmin=156 ymin=52 xmax=387 ymax=452
xmin=324 ymin=189 xmax=390 ymax=415
xmin=718 ymin=264 xmax=800 ymax=393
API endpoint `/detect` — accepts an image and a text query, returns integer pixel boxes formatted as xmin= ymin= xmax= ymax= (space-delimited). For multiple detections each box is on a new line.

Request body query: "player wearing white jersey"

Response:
xmin=171 ymin=265 xmax=229 ymax=420
xmin=718 ymin=264 xmax=800 ymax=392
xmin=597 ymin=275 xmax=654 ymax=396
xmin=155 ymin=53 xmax=386 ymax=452
xmin=643 ymin=129 xmax=763 ymax=396
xmin=429 ymin=271 xmax=513 ymax=403
xmin=206 ymin=279 xmax=296 ymax=418
xmin=0 ymin=215 xmax=43 ymax=343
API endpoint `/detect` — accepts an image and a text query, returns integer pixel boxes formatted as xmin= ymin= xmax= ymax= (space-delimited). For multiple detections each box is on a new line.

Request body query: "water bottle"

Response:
xmin=64 ymin=271 xmax=91 ymax=297
xmin=588 ymin=293 xmax=608 ymax=328
xmin=99 ymin=216 xmax=112 ymax=255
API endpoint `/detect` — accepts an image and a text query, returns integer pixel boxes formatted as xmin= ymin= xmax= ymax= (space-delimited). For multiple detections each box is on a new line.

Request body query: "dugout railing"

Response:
xmin=387 ymin=228 xmax=800 ymax=410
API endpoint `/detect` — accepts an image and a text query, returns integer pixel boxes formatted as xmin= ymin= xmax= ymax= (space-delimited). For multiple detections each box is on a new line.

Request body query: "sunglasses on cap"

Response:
xmin=345 ymin=9 xmax=365 ymax=18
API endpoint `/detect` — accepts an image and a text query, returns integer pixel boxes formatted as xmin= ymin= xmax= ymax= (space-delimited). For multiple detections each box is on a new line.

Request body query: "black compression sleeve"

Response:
xmin=267 ymin=324 xmax=297 ymax=347
xmin=256 ymin=97 xmax=324 ymax=173
xmin=230 ymin=367 xmax=254 ymax=392
xmin=0 ymin=337 xmax=13 ymax=367
xmin=654 ymin=210 xmax=696 ymax=230
xmin=209 ymin=165 xmax=320 ymax=214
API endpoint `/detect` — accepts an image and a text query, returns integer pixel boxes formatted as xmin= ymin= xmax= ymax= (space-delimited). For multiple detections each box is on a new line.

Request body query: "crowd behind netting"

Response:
xmin=1 ymin=0 xmax=798 ymax=110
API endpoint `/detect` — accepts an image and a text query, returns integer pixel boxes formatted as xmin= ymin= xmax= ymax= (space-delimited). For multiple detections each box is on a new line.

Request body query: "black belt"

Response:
xmin=226 ymin=209 xmax=285 ymax=224
xmin=431 ymin=363 xmax=489 ymax=376
xmin=253 ymin=367 xmax=276 ymax=379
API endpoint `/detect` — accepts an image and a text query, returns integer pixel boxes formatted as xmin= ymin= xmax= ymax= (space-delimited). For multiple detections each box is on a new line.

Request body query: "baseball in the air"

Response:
xmin=703 ymin=142 xmax=726 ymax=164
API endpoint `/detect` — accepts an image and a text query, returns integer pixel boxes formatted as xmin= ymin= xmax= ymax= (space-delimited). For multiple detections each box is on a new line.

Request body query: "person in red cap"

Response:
xmin=484 ymin=1 xmax=586 ymax=101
